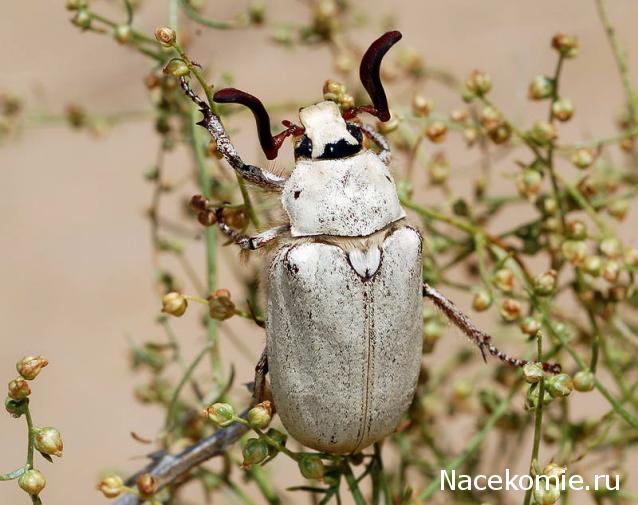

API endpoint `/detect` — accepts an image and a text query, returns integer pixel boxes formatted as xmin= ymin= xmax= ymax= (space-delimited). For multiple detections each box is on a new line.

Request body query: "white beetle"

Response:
xmin=181 ymin=31 xmax=560 ymax=455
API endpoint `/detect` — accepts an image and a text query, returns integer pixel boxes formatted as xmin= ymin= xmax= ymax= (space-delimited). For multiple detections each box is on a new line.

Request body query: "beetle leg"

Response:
xmin=180 ymin=77 xmax=287 ymax=191
xmin=359 ymin=123 xmax=391 ymax=164
xmin=215 ymin=208 xmax=289 ymax=250
xmin=252 ymin=348 xmax=273 ymax=407
xmin=422 ymin=283 xmax=562 ymax=374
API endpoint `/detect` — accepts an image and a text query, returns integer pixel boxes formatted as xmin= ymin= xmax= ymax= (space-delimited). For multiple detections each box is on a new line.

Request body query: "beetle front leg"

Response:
xmin=180 ymin=77 xmax=286 ymax=191
xmin=422 ymin=283 xmax=561 ymax=374
xmin=360 ymin=123 xmax=391 ymax=164
xmin=215 ymin=208 xmax=289 ymax=251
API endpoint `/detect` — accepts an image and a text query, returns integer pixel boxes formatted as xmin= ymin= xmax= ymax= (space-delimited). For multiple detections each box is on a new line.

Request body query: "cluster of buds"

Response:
xmin=4 ymin=356 xmax=63 ymax=498
xmin=190 ymin=194 xmax=218 ymax=227
xmin=322 ymin=80 xmax=355 ymax=112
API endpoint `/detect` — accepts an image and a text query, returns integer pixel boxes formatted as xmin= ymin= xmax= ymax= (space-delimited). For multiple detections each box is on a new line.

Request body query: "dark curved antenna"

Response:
xmin=214 ymin=88 xmax=279 ymax=159
xmin=214 ymin=88 xmax=304 ymax=160
xmin=357 ymin=30 xmax=402 ymax=122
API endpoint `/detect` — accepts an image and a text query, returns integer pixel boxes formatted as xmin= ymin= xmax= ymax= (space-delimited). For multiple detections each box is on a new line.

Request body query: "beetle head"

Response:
xmin=212 ymin=30 xmax=401 ymax=160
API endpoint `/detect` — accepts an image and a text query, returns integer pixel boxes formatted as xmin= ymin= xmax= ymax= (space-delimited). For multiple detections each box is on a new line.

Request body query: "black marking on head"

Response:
xmin=294 ymin=134 xmax=313 ymax=159
xmin=319 ymin=138 xmax=362 ymax=159
xmin=293 ymin=190 xmax=301 ymax=199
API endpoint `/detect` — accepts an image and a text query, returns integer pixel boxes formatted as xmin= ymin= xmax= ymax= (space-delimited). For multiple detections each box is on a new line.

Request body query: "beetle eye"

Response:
xmin=295 ymin=135 xmax=313 ymax=159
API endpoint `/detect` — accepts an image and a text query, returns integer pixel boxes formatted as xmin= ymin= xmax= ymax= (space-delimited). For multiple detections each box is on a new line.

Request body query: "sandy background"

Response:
xmin=2 ymin=1 xmax=638 ymax=503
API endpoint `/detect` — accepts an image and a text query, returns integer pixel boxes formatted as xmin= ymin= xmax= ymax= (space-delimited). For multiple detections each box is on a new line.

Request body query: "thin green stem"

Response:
xmin=25 ymin=405 xmax=35 ymax=468
xmin=165 ymin=343 xmax=212 ymax=430
xmin=189 ymin=107 xmax=221 ymax=378
xmin=523 ymin=333 xmax=546 ymax=505
xmin=342 ymin=461 xmax=367 ymax=505
xmin=595 ymin=0 xmax=638 ymax=127
xmin=0 ymin=466 xmax=26 ymax=481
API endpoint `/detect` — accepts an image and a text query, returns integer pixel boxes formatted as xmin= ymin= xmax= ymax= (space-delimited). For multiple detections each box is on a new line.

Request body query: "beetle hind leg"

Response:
xmin=422 ymin=283 xmax=562 ymax=374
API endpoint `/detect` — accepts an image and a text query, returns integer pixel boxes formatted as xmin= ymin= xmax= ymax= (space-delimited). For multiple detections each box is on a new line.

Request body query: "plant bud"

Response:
xmin=600 ymin=237 xmax=621 ymax=258
xmin=528 ymin=76 xmax=554 ymax=100
xmin=154 ymin=26 xmax=176 ymax=46
xmin=16 ymin=356 xmax=48 ymax=380
xmin=190 ymin=194 xmax=209 ymax=211
xmin=602 ymin=260 xmax=620 ymax=283
xmin=525 ymin=384 xmax=553 ymax=410
xmin=197 ymin=210 xmax=217 ymax=227
xmin=463 ymin=127 xmax=478 ymax=146
xmin=205 ymin=402 xmax=235 ymax=427
xmin=423 ymin=320 xmax=442 ymax=352
xmin=573 ymin=370 xmax=595 ymax=392
xmin=411 ymin=94 xmax=433 ymax=117
xmin=534 ymin=270 xmax=557 ymax=296
xmin=608 ymin=199 xmax=629 ymax=221
xmin=73 ymin=8 xmax=92 ymax=29
xmin=552 ymin=98 xmax=574 ymax=121
xmin=241 ymin=438 xmax=269 ymax=468
xmin=571 ymin=148 xmax=594 ymax=169
xmin=523 ymin=362 xmax=544 ymax=383
xmin=479 ymin=105 xmax=503 ymax=131
xmin=520 ymin=317 xmax=541 ymax=336
xmin=427 ymin=154 xmax=449 ymax=184
xmin=298 ymin=455 xmax=325 ymax=480
xmin=552 ymin=33 xmax=579 ymax=58
xmin=136 ymin=473 xmax=158 ymax=496
xmin=566 ymin=220 xmax=588 ymax=240
xmin=8 ymin=377 xmax=31 ymax=400
xmin=547 ymin=373 xmax=573 ymax=398
xmin=5 ymin=397 xmax=26 ymax=417
xmin=19 ymin=469 xmax=46 ymax=496
xmin=561 ymin=240 xmax=587 ymax=266
xmin=494 ymin=268 xmax=515 ymax=292
xmin=472 ymin=289 xmax=493 ymax=311
xmin=164 ymin=60 xmax=190 ymax=78
xmin=208 ymin=288 xmax=235 ymax=320
xmin=466 ymin=70 xmax=492 ymax=96
xmin=247 ymin=401 xmax=272 ymax=429
xmin=66 ymin=0 xmax=87 ymax=10
xmin=450 ymin=108 xmax=469 ymax=123
xmin=34 ymin=427 xmax=63 ymax=457
xmin=584 ymin=255 xmax=603 ymax=276
xmin=534 ymin=484 xmax=561 ymax=505
xmin=161 ymin=292 xmax=187 ymax=317
xmin=516 ymin=169 xmax=542 ymax=200
xmin=500 ymin=299 xmax=522 ymax=322
xmin=543 ymin=462 xmax=567 ymax=479
xmin=530 ymin=121 xmax=558 ymax=145
xmin=425 ymin=121 xmax=447 ymax=143
xmin=624 ymin=247 xmax=638 ymax=267
xmin=265 ymin=428 xmax=288 ymax=457
xmin=97 ymin=475 xmax=125 ymax=498
xmin=114 ymin=24 xmax=132 ymax=44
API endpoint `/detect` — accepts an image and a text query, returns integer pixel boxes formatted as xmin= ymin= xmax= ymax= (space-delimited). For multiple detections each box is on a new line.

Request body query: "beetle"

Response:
xmin=180 ymin=31 xmax=560 ymax=455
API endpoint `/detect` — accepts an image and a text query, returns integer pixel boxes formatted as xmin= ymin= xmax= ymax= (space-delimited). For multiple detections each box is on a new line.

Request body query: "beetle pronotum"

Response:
xmin=181 ymin=31 xmax=560 ymax=455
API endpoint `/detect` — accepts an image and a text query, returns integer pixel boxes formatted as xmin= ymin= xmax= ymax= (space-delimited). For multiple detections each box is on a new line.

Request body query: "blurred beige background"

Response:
xmin=2 ymin=1 xmax=638 ymax=503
